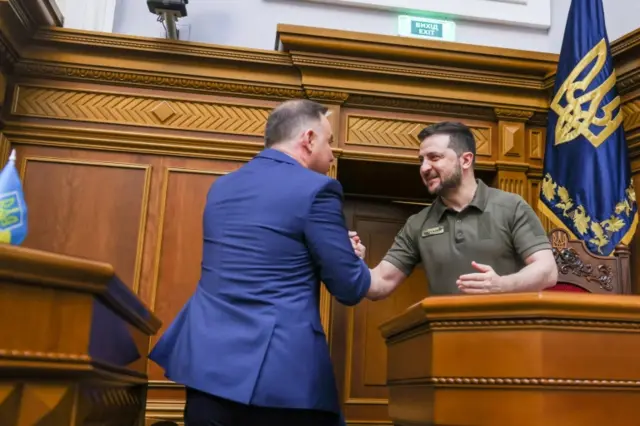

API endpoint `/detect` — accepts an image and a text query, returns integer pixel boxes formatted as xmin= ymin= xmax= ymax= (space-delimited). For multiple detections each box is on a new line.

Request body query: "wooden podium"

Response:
xmin=380 ymin=292 xmax=640 ymax=426
xmin=0 ymin=244 xmax=161 ymax=425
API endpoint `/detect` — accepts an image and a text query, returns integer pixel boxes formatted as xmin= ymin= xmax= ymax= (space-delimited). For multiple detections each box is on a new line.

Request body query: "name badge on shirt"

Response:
xmin=422 ymin=226 xmax=444 ymax=237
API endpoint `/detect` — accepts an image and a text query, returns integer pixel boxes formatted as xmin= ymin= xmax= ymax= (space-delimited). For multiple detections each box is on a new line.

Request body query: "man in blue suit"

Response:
xmin=149 ymin=99 xmax=372 ymax=426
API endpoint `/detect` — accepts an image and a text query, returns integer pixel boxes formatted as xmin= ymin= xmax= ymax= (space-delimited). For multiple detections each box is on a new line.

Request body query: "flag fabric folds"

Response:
xmin=538 ymin=0 xmax=638 ymax=255
xmin=0 ymin=150 xmax=28 ymax=245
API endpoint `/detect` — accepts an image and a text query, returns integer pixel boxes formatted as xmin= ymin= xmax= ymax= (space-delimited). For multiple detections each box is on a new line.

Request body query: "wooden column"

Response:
xmin=614 ymin=29 xmax=640 ymax=294
xmin=623 ymin=95 xmax=640 ymax=294
xmin=0 ymin=62 xmax=10 ymax=162
xmin=525 ymin=113 xmax=552 ymax=231
xmin=492 ymin=108 xmax=533 ymax=199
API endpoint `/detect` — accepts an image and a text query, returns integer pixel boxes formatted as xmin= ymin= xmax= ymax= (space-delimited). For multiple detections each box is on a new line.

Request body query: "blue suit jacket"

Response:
xmin=149 ymin=149 xmax=371 ymax=415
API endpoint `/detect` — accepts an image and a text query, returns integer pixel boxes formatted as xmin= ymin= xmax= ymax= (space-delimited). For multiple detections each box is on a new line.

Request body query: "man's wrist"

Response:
xmin=366 ymin=268 xmax=383 ymax=300
xmin=497 ymin=274 xmax=517 ymax=293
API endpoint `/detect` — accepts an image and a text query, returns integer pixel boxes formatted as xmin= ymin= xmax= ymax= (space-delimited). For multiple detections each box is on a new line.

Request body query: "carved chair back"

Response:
xmin=547 ymin=228 xmax=631 ymax=294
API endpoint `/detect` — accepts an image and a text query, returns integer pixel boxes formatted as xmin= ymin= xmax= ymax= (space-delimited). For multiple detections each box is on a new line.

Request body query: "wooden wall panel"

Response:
xmin=148 ymin=166 xmax=233 ymax=383
xmin=625 ymin=94 xmax=640 ymax=295
xmin=17 ymin=147 xmax=150 ymax=291
xmin=11 ymin=144 xmax=244 ymax=299
xmin=331 ymin=199 xmax=428 ymax=424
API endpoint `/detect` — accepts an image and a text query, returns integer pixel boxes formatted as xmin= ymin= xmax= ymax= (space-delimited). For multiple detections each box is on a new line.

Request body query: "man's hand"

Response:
xmin=349 ymin=231 xmax=366 ymax=260
xmin=457 ymin=261 xmax=512 ymax=294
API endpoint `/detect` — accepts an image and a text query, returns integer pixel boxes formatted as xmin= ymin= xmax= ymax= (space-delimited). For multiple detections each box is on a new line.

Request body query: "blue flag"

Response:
xmin=538 ymin=0 xmax=637 ymax=255
xmin=0 ymin=150 xmax=28 ymax=245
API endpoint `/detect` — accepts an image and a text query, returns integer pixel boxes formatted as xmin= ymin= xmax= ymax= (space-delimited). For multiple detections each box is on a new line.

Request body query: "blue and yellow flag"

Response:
xmin=539 ymin=0 xmax=637 ymax=255
xmin=0 ymin=149 xmax=28 ymax=245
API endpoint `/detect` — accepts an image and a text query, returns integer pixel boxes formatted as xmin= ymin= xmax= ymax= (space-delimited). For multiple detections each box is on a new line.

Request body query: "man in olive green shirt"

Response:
xmin=356 ymin=122 xmax=557 ymax=299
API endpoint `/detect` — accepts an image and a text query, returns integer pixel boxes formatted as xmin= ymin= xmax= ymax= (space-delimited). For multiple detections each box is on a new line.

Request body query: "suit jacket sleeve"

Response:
xmin=304 ymin=179 xmax=371 ymax=306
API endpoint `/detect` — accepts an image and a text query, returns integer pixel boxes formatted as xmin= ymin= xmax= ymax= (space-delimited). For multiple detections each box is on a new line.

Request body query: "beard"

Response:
xmin=425 ymin=163 xmax=463 ymax=196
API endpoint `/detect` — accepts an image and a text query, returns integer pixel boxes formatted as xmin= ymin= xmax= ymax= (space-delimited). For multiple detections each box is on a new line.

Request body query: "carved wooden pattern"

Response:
xmin=618 ymin=74 xmax=640 ymax=96
xmin=498 ymin=122 xmax=525 ymax=158
xmin=528 ymin=128 xmax=544 ymax=160
xmin=305 ymin=89 xmax=349 ymax=103
xmin=622 ymin=100 xmax=640 ymax=132
xmin=494 ymin=108 xmax=533 ymax=122
xmin=0 ymin=381 xmax=145 ymax=425
xmin=529 ymin=178 xmax=553 ymax=232
xmin=346 ymin=95 xmax=496 ymax=120
xmin=498 ymin=177 xmax=525 ymax=196
xmin=496 ymin=171 xmax=526 ymax=198
xmin=346 ymin=116 xmax=426 ymax=148
xmin=547 ymin=229 xmax=626 ymax=293
xmin=346 ymin=115 xmax=491 ymax=154
xmin=553 ymin=247 xmax=614 ymax=291
xmin=17 ymin=63 xmax=306 ymax=100
xmin=13 ymin=86 xmax=271 ymax=136
xmin=473 ymin=128 xmax=492 ymax=156
xmin=529 ymin=112 xmax=548 ymax=127
xmin=551 ymin=228 xmax=569 ymax=251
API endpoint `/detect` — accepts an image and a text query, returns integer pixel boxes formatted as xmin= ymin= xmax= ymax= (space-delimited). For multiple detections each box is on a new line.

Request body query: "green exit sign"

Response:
xmin=398 ymin=15 xmax=456 ymax=42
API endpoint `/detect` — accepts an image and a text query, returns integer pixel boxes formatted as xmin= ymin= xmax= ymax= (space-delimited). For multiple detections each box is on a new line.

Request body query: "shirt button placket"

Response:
xmin=455 ymin=217 xmax=464 ymax=243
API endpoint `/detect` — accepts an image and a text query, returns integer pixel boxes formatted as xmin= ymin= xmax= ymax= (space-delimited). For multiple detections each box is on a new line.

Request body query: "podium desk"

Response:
xmin=380 ymin=292 xmax=640 ymax=426
xmin=0 ymin=244 xmax=161 ymax=425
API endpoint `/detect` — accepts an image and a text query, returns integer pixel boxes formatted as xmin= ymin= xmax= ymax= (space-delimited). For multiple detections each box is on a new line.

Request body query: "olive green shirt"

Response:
xmin=383 ymin=180 xmax=551 ymax=295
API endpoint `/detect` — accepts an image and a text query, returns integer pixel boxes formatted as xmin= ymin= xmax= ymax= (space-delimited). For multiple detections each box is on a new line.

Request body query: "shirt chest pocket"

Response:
xmin=453 ymin=215 xmax=512 ymax=259
xmin=419 ymin=231 xmax=453 ymax=264
xmin=461 ymin=230 xmax=515 ymax=262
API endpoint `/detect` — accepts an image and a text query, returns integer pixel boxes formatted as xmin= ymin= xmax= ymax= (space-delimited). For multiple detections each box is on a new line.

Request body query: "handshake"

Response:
xmin=348 ymin=231 xmax=366 ymax=260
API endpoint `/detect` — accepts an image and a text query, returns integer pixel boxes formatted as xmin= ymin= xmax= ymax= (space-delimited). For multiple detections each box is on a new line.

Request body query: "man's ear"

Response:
xmin=302 ymin=129 xmax=315 ymax=153
xmin=461 ymin=152 xmax=474 ymax=170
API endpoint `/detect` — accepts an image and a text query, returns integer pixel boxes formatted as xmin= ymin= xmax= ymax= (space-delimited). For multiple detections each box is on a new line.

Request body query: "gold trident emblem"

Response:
xmin=550 ymin=39 xmax=623 ymax=148
xmin=0 ymin=193 xmax=20 ymax=228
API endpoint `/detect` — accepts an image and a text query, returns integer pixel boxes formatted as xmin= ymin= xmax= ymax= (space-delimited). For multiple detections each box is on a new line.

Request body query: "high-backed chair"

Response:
xmin=545 ymin=228 xmax=631 ymax=294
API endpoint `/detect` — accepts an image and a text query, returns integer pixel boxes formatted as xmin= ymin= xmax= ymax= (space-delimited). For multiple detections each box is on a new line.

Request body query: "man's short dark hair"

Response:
xmin=417 ymin=121 xmax=476 ymax=164
xmin=264 ymin=99 xmax=328 ymax=147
